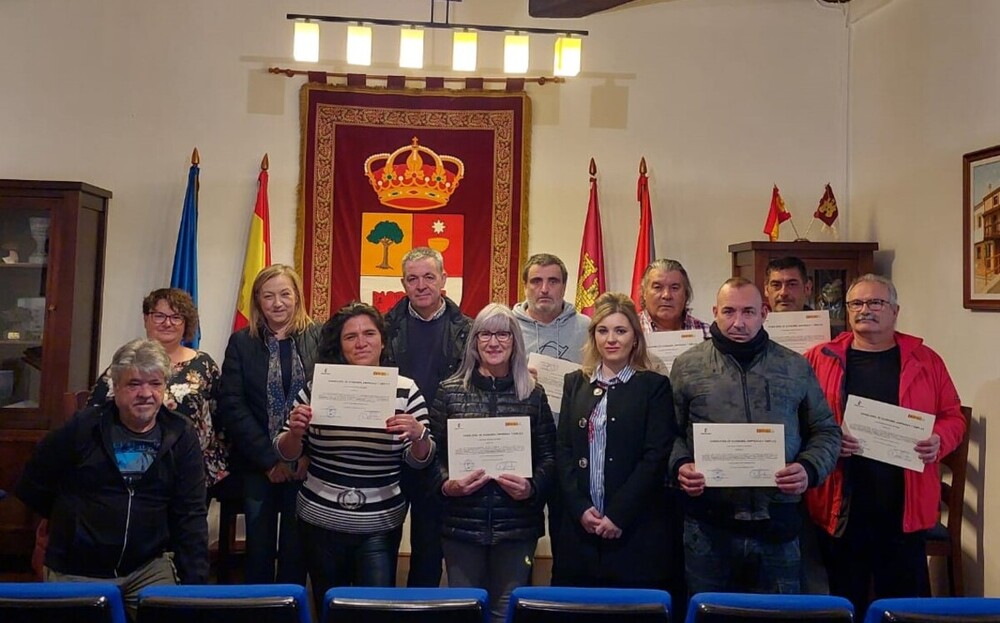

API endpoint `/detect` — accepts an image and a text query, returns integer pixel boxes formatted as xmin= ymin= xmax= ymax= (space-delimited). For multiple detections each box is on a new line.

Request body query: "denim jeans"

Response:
xmin=684 ymin=517 xmax=801 ymax=594
xmin=401 ymin=466 xmax=444 ymax=587
xmin=300 ymin=521 xmax=403 ymax=610
xmin=442 ymin=538 xmax=537 ymax=623
xmin=243 ymin=471 xmax=305 ymax=584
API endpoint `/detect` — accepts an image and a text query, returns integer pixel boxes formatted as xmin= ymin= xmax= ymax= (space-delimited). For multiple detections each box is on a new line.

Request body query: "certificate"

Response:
xmin=646 ymin=330 xmax=702 ymax=375
xmin=693 ymin=423 xmax=785 ymax=487
xmin=527 ymin=352 xmax=581 ymax=413
xmin=764 ymin=310 xmax=831 ymax=354
xmin=310 ymin=364 xmax=398 ymax=428
xmin=842 ymin=395 xmax=935 ymax=472
xmin=448 ymin=416 xmax=533 ymax=478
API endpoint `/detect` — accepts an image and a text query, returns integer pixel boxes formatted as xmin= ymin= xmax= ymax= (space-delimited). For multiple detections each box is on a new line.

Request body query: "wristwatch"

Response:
xmin=417 ymin=426 xmax=430 ymax=442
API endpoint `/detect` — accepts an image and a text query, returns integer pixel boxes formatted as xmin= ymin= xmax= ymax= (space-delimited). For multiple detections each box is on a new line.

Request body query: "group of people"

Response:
xmin=15 ymin=249 xmax=966 ymax=622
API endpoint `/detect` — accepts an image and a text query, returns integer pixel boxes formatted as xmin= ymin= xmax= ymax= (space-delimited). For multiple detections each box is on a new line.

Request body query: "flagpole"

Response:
xmin=802 ymin=219 xmax=815 ymax=241
xmin=788 ymin=212 xmax=804 ymax=240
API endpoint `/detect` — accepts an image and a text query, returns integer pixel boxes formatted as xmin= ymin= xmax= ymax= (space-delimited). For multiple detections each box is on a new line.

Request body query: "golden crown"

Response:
xmin=364 ymin=137 xmax=465 ymax=211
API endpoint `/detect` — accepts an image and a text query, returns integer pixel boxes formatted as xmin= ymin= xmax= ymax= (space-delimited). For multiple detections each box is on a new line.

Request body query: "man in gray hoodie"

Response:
xmin=513 ymin=253 xmax=590 ymax=364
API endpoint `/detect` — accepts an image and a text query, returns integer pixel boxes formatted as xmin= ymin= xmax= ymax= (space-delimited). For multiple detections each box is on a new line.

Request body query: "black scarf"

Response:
xmin=709 ymin=322 xmax=769 ymax=370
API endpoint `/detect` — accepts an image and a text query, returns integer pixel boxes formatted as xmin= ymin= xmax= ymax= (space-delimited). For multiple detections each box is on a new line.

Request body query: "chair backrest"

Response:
xmin=323 ymin=587 xmax=488 ymax=623
xmin=939 ymin=406 xmax=973 ymax=537
xmin=864 ymin=597 xmax=1000 ymax=623
xmin=687 ymin=593 xmax=854 ymax=623
xmin=136 ymin=584 xmax=310 ymax=623
xmin=509 ymin=587 xmax=671 ymax=623
xmin=0 ymin=582 xmax=127 ymax=623
xmin=62 ymin=389 xmax=91 ymax=422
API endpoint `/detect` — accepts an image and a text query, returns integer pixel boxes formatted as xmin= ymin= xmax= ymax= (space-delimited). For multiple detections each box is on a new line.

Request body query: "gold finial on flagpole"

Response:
xmin=589 ymin=157 xmax=597 ymax=180
xmin=639 ymin=156 xmax=647 ymax=176
xmin=191 ymin=148 xmax=200 ymax=165
xmin=261 ymin=153 xmax=269 ymax=171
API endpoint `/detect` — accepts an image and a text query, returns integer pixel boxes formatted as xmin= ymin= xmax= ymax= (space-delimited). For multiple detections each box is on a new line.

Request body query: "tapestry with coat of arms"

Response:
xmin=297 ymin=84 xmax=531 ymax=320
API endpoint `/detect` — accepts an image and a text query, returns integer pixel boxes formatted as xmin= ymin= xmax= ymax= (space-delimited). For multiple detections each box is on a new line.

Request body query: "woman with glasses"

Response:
xmin=552 ymin=292 xmax=674 ymax=589
xmin=430 ymin=304 xmax=556 ymax=623
xmin=275 ymin=302 xmax=435 ymax=609
xmin=219 ymin=264 xmax=320 ymax=585
xmin=87 ymin=287 xmax=228 ymax=489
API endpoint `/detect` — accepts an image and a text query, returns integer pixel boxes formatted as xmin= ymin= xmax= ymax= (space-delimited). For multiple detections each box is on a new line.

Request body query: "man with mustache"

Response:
xmin=513 ymin=253 xmax=589 ymax=364
xmin=804 ymin=274 xmax=966 ymax=614
xmin=670 ymin=278 xmax=840 ymax=593
xmin=16 ymin=339 xmax=207 ymax=618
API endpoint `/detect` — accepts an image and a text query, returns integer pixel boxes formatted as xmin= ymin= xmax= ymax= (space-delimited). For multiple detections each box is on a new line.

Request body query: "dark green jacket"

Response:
xmin=670 ymin=337 xmax=841 ymax=519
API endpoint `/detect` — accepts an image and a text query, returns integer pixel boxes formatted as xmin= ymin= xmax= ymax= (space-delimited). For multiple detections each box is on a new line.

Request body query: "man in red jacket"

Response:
xmin=804 ymin=274 xmax=965 ymax=614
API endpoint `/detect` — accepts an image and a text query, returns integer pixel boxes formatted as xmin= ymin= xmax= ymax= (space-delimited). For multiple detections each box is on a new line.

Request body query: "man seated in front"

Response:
xmin=17 ymin=338 xmax=207 ymax=616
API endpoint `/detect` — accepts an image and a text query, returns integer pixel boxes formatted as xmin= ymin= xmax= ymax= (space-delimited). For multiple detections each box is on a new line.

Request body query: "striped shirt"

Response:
xmin=588 ymin=364 xmax=636 ymax=514
xmin=286 ymin=375 xmax=434 ymax=534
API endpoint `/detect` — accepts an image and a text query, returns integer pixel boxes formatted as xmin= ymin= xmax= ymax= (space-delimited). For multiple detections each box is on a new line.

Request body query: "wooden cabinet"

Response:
xmin=729 ymin=241 xmax=878 ymax=336
xmin=0 ymin=180 xmax=109 ymax=568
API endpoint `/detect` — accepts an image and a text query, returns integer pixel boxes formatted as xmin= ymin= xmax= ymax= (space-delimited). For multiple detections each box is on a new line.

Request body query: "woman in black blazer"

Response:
xmin=552 ymin=292 xmax=675 ymax=588
xmin=218 ymin=264 xmax=320 ymax=584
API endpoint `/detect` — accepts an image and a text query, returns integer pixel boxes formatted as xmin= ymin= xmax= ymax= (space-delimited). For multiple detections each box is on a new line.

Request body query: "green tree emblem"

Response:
xmin=366 ymin=220 xmax=405 ymax=269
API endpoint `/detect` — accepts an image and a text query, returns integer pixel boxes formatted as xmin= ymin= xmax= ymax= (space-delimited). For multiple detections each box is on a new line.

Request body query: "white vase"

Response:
xmin=28 ymin=216 xmax=50 ymax=264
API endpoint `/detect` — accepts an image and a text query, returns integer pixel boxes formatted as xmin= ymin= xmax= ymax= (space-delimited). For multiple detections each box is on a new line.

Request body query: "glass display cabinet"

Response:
xmin=728 ymin=240 xmax=878 ymax=337
xmin=0 ymin=180 xmax=109 ymax=568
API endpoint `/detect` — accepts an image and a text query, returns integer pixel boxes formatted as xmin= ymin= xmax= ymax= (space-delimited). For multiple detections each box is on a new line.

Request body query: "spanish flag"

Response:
xmin=762 ymin=185 xmax=791 ymax=242
xmin=232 ymin=156 xmax=272 ymax=331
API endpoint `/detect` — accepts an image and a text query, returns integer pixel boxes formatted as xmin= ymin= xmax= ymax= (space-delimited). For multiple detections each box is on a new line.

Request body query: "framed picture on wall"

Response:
xmin=963 ymin=144 xmax=1000 ymax=310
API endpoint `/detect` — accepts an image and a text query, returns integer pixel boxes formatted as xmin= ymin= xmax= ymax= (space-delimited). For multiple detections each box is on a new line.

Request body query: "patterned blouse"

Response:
xmin=87 ymin=351 xmax=229 ymax=487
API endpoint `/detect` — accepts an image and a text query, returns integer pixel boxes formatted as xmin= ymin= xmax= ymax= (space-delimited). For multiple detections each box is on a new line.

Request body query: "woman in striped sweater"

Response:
xmin=276 ymin=302 xmax=435 ymax=607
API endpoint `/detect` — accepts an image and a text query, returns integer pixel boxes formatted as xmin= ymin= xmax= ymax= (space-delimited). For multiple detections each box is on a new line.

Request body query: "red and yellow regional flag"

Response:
xmin=763 ymin=184 xmax=792 ymax=242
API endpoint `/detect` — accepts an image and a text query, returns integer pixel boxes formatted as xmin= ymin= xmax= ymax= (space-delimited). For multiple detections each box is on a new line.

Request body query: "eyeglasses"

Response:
xmin=147 ymin=312 xmax=184 ymax=325
xmin=845 ymin=299 xmax=890 ymax=312
xmin=476 ymin=330 xmax=513 ymax=344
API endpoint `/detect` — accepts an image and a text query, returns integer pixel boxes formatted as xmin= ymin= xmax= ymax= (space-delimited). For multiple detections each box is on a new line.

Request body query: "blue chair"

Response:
xmin=137 ymin=584 xmax=311 ymax=623
xmin=687 ymin=593 xmax=854 ymax=623
xmin=323 ymin=587 xmax=488 ymax=623
xmin=864 ymin=598 xmax=1000 ymax=623
xmin=0 ymin=581 xmax=127 ymax=623
xmin=507 ymin=587 xmax=671 ymax=623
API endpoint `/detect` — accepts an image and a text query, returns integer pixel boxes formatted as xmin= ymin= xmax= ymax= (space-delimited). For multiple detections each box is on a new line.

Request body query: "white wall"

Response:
xmin=848 ymin=0 xmax=1000 ymax=596
xmin=0 ymin=0 xmax=849 ymax=365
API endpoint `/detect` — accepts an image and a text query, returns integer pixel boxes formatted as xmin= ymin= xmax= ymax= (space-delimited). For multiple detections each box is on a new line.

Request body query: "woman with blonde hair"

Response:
xmin=219 ymin=264 xmax=320 ymax=584
xmin=552 ymin=292 xmax=675 ymax=588
xmin=430 ymin=303 xmax=556 ymax=623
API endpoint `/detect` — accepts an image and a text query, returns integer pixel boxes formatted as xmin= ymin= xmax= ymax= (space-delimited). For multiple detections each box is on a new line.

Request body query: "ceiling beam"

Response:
xmin=528 ymin=0 xmax=636 ymax=18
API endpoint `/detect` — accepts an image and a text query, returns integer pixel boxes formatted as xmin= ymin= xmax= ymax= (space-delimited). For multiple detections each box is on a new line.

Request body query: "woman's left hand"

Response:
xmin=495 ymin=474 xmax=532 ymax=501
xmin=594 ymin=515 xmax=622 ymax=539
xmin=386 ymin=414 xmax=426 ymax=442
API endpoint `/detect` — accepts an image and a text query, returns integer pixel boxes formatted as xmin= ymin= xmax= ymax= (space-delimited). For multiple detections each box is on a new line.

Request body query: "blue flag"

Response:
xmin=170 ymin=163 xmax=200 ymax=348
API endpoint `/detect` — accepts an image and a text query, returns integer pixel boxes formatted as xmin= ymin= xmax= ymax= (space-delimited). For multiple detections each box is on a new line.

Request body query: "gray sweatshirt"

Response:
xmin=512 ymin=300 xmax=590 ymax=364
